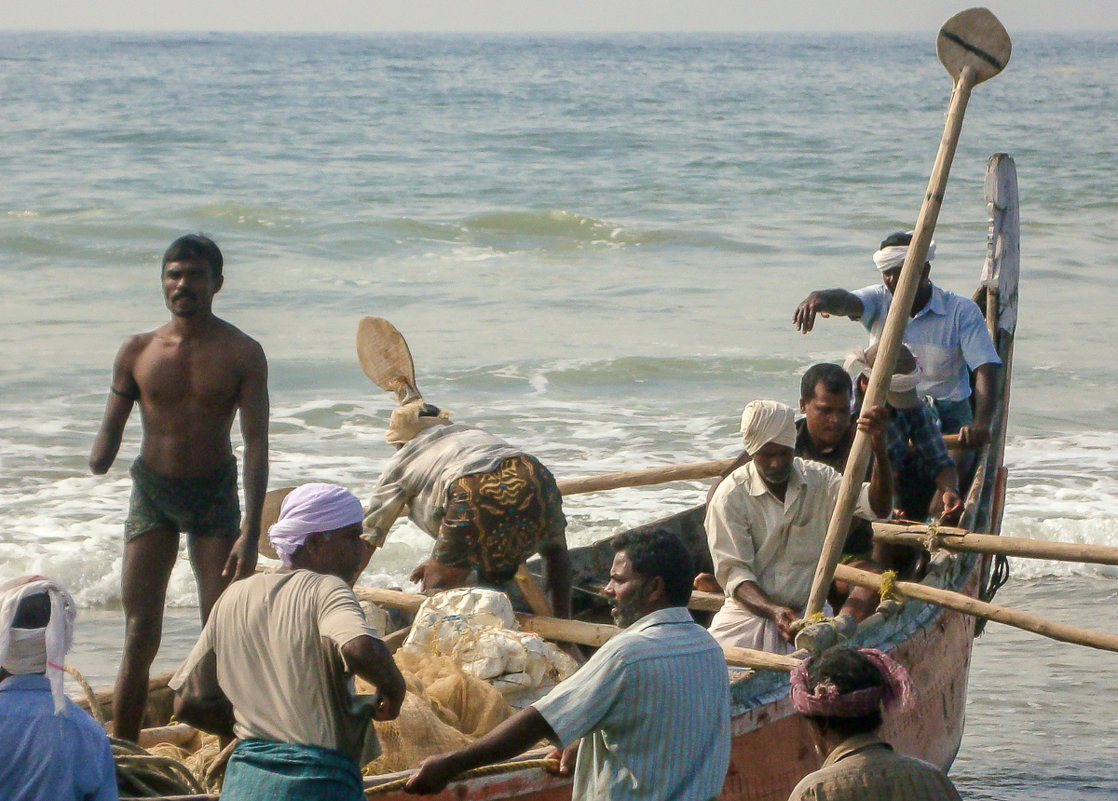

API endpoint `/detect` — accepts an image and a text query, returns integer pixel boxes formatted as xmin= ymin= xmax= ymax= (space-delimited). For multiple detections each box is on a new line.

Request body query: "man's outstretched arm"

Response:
xmin=404 ymin=706 xmax=559 ymax=795
xmin=90 ymin=338 xmax=141 ymax=474
xmin=793 ymin=289 xmax=864 ymax=333
xmin=341 ymin=635 xmax=407 ymax=722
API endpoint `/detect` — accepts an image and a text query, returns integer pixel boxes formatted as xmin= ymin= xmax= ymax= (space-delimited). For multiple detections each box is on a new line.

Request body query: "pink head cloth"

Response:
xmin=789 ymin=648 xmax=914 ymax=718
xmin=267 ymin=483 xmax=363 ymax=567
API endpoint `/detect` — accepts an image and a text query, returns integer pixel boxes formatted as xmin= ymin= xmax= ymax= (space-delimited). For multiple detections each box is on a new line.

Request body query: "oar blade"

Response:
xmin=937 ymin=7 xmax=1011 ymax=84
xmin=356 ymin=316 xmax=418 ymax=394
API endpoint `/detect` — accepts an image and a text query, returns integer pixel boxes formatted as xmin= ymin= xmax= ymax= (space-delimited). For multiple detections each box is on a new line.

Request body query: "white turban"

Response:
xmin=872 ymin=231 xmax=936 ymax=272
xmin=0 ymin=575 xmax=77 ymax=714
xmin=844 ymin=345 xmax=922 ymax=409
xmin=739 ymin=400 xmax=797 ymax=455
xmin=267 ymin=483 xmax=364 ymax=567
xmin=384 ymin=401 xmax=452 ymax=446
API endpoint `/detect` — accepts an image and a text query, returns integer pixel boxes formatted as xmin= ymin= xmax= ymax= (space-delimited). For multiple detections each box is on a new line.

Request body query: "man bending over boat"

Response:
xmin=363 ymin=400 xmax=572 ymax=617
xmin=793 ymin=230 xmax=1001 ymax=449
xmin=170 ymin=483 xmax=406 ymax=801
xmin=705 ymin=400 xmax=892 ymax=654
xmin=787 ymin=646 xmax=962 ymax=800
xmin=0 ymin=576 xmax=118 ymax=801
xmin=403 ymin=528 xmax=731 ymax=800
xmin=89 ymin=234 xmax=269 ymax=742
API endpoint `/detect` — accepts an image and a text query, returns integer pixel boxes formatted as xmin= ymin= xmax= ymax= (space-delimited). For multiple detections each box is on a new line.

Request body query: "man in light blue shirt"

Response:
xmin=793 ymin=230 xmax=1001 ymax=448
xmin=0 ymin=576 xmax=118 ymax=801
xmin=403 ymin=529 xmax=732 ymax=800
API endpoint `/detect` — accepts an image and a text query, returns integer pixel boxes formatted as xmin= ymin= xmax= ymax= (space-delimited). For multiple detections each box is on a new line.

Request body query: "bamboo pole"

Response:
xmin=871 ymin=522 xmax=1118 ymax=566
xmin=354 ymin=586 xmax=797 ymax=670
xmin=555 ymin=459 xmax=736 ymax=495
xmin=834 ymin=563 xmax=1118 ymax=653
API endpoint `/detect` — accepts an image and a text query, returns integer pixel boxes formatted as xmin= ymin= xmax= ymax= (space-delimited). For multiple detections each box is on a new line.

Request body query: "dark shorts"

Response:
xmin=125 ymin=457 xmax=240 ymax=541
xmin=435 ymin=454 xmax=567 ymax=583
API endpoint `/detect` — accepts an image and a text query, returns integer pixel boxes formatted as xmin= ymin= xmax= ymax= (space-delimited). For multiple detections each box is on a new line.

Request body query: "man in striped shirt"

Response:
xmin=403 ymin=528 xmax=732 ymax=800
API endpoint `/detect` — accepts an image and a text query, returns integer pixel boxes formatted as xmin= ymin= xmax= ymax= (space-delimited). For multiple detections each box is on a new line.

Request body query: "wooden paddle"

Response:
xmin=356 ymin=316 xmax=422 ymax=404
xmin=834 ymin=563 xmax=1118 ymax=654
xmin=803 ymin=8 xmax=1011 ymax=619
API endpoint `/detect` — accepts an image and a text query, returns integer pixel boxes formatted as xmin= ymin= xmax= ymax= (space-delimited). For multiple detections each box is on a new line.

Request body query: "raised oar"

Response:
xmin=872 ymin=521 xmax=1118 ymax=566
xmin=353 ymin=586 xmax=797 ymax=671
xmin=803 ymin=8 xmax=1011 ymax=620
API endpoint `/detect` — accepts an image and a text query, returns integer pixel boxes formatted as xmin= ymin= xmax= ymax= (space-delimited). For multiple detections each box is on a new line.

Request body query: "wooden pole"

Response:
xmin=555 ymin=459 xmax=736 ymax=495
xmin=805 ymin=10 xmax=1011 ymax=618
xmin=354 ymin=586 xmax=798 ymax=670
xmin=871 ymin=522 xmax=1118 ymax=566
xmin=834 ymin=563 xmax=1118 ymax=654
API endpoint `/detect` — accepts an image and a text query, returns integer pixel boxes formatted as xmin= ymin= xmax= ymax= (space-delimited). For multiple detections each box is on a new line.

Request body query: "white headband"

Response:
xmin=267 ymin=484 xmax=364 ymax=567
xmin=872 ymin=234 xmax=936 ymax=272
xmin=0 ymin=576 xmax=77 ymax=714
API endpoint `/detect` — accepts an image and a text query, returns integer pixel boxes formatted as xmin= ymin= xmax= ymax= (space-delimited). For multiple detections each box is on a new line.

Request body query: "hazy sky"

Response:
xmin=4 ymin=1 xmax=1116 ymax=33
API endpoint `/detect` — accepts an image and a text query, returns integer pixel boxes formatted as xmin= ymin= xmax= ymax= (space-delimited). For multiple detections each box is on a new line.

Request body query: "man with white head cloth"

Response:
xmin=0 ymin=575 xmax=118 ymax=801
xmin=704 ymin=401 xmax=893 ymax=654
xmin=170 ymin=483 xmax=406 ymax=801
xmin=792 ymin=230 xmax=1002 ymax=448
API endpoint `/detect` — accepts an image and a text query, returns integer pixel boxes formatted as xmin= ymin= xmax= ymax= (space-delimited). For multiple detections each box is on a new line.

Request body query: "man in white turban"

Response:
xmin=792 ymin=230 xmax=1002 ymax=450
xmin=0 ymin=576 xmax=117 ymax=801
xmin=704 ymin=401 xmax=893 ymax=654
xmin=170 ymin=483 xmax=406 ymax=801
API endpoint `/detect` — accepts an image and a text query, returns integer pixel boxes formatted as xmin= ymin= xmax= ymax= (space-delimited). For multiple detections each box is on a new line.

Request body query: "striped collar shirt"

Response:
xmin=533 ymin=606 xmax=731 ymax=801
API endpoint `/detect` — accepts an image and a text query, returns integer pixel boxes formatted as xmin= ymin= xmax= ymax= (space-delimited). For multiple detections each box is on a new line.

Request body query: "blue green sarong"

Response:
xmin=220 ymin=739 xmax=364 ymax=801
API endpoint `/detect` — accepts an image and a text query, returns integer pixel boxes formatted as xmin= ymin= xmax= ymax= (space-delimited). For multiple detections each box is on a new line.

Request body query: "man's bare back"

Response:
xmin=89 ymin=234 xmax=269 ymax=741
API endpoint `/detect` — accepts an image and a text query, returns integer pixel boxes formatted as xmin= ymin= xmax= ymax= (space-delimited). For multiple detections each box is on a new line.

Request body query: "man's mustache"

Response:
xmin=172 ymin=291 xmax=196 ymax=302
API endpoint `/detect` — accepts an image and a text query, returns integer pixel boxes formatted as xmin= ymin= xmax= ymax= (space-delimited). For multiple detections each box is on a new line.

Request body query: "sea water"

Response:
xmin=1 ymin=31 xmax=1116 ymax=798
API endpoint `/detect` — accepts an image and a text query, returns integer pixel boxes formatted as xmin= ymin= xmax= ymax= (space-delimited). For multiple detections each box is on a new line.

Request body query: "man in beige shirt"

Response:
xmin=171 ymin=483 xmax=406 ymax=801
xmin=787 ymin=646 xmax=961 ymax=801
xmin=705 ymin=400 xmax=892 ymax=653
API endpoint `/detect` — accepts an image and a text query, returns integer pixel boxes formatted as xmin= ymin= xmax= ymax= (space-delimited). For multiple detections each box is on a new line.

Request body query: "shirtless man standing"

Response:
xmin=90 ymin=234 xmax=269 ymax=742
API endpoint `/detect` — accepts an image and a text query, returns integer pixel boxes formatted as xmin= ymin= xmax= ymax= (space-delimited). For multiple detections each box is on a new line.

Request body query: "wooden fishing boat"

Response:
xmin=74 ymin=153 xmax=1020 ymax=801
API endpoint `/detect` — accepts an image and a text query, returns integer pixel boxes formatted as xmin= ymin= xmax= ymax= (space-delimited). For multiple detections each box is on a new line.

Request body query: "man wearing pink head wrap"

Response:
xmin=787 ymin=646 xmax=961 ymax=800
xmin=705 ymin=401 xmax=893 ymax=654
xmin=171 ymin=483 xmax=406 ymax=801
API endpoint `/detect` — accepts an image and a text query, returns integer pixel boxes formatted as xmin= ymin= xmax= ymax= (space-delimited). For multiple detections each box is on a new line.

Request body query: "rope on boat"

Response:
xmin=64 ymin=663 xmax=216 ymax=798
xmin=877 ymin=570 xmax=901 ymax=602
xmin=65 ymin=663 xmax=105 ymax=726
xmin=364 ymin=758 xmax=560 ymax=795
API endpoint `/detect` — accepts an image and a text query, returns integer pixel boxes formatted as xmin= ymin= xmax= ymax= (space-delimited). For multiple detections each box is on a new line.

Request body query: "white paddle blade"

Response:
xmin=937 ymin=7 xmax=1011 ymax=84
xmin=356 ymin=317 xmax=418 ymax=395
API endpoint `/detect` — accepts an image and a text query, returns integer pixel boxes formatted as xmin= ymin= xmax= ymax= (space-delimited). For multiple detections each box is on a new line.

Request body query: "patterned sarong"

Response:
xmin=125 ymin=457 xmax=240 ymax=541
xmin=220 ymin=739 xmax=363 ymax=801
xmin=435 ymin=454 xmax=566 ymax=583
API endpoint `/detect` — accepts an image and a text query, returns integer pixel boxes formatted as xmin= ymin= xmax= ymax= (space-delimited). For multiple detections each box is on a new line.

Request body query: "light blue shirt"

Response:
xmin=533 ymin=607 xmax=731 ymax=801
xmin=853 ymin=282 xmax=1001 ymax=402
xmin=0 ymin=674 xmax=118 ymax=801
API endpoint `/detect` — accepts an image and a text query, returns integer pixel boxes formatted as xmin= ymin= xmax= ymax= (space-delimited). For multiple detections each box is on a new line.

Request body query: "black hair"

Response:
xmin=800 ymin=363 xmax=853 ymax=401
xmin=805 ymin=647 xmax=886 ymax=734
xmin=12 ymin=593 xmax=51 ymax=629
xmin=879 ymin=231 xmax=913 ymax=249
xmin=418 ymin=403 xmax=441 ymax=418
xmin=162 ymin=234 xmax=223 ymax=279
xmin=610 ymin=528 xmax=695 ymax=607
